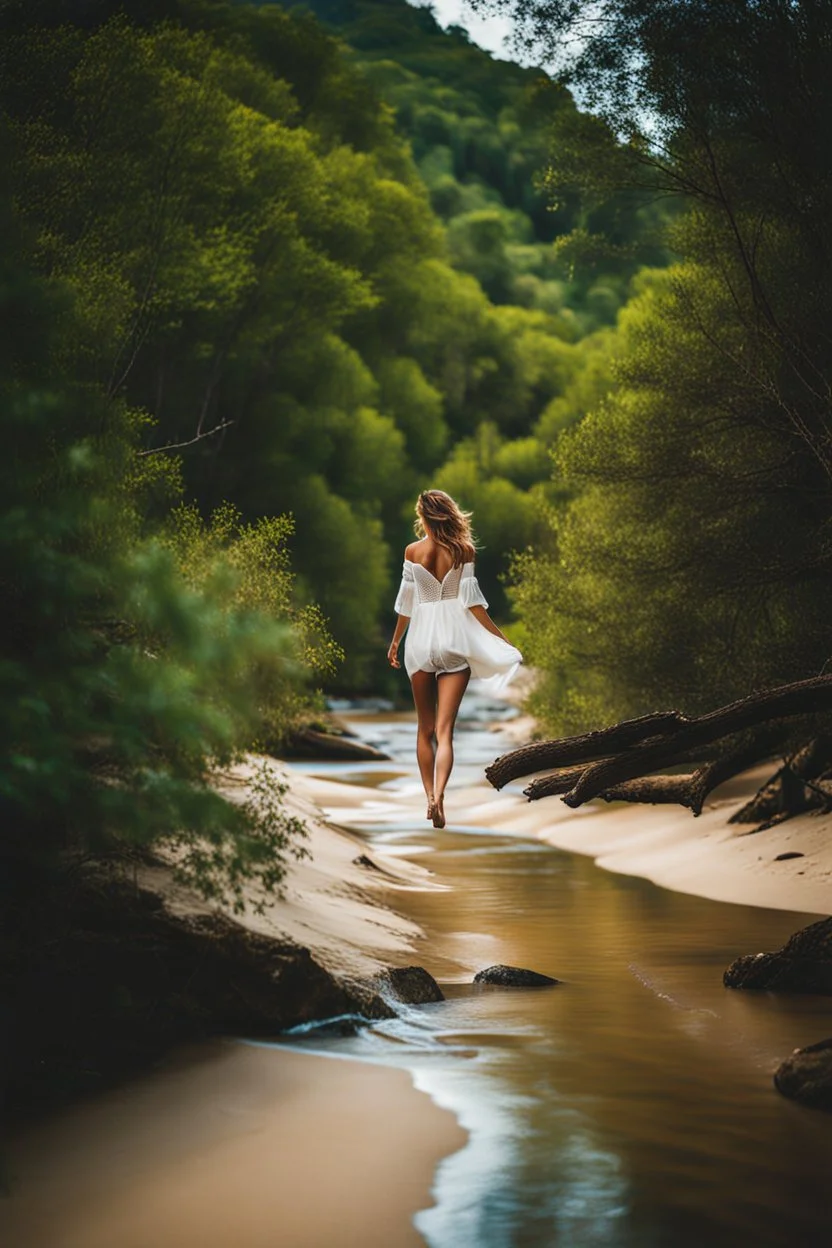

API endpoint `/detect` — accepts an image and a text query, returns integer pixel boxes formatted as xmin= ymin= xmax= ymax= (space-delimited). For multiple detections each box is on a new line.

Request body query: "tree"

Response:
xmin=478 ymin=0 xmax=832 ymax=475
xmin=483 ymin=0 xmax=832 ymax=817
xmin=0 ymin=145 xmax=330 ymax=910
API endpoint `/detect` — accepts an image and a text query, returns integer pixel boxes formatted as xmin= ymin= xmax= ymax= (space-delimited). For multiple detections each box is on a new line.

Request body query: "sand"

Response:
xmin=0 ymin=760 xmax=462 ymax=1248
xmin=137 ymin=755 xmax=437 ymax=979
xmin=0 ymin=1043 xmax=465 ymax=1248
xmin=302 ymin=752 xmax=831 ymax=919
xmin=5 ymin=703 xmax=830 ymax=1248
xmin=445 ymin=764 xmax=832 ymax=917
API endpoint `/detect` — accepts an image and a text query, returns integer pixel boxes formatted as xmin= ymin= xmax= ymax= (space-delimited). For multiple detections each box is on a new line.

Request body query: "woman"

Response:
xmin=388 ymin=489 xmax=523 ymax=829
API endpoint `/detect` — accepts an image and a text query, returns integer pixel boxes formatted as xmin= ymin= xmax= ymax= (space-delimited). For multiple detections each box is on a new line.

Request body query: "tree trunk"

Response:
xmin=729 ymin=736 xmax=832 ymax=827
xmin=488 ymin=676 xmax=832 ymax=824
xmin=485 ymin=709 xmax=690 ymax=790
xmin=523 ymin=733 xmax=782 ymax=814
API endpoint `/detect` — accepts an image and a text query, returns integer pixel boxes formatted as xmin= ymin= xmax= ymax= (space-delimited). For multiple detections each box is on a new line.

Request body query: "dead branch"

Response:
xmin=523 ymin=733 xmax=779 ymax=814
xmin=487 ymin=676 xmax=832 ymax=817
xmin=137 ymin=419 xmax=234 ymax=457
xmin=729 ymin=736 xmax=832 ymax=824
xmin=485 ymin=708 xmax=689 ymax=789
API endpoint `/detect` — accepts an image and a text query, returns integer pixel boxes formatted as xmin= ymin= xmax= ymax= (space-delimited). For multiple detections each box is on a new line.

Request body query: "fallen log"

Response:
xmin=280 ymin=726 xmax=391 ymax=762
xmin=523 ymin=734 xmax=778 ymax=815
xmin=485 ymin=709 xmax=689 ymax=789
xmin=487 ymin=675 xmax=832 ymax=820
xmin=729 ymin=736 xmax=832 ymax=824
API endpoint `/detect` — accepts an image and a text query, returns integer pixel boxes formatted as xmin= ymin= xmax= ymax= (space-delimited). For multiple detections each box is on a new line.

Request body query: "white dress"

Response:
xmin=394 ymin=559 xmax=523 ymax=693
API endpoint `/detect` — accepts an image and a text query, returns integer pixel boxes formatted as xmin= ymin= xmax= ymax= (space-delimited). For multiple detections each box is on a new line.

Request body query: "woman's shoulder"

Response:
xmin=403 ymin=538 xmax=475 ymax=569
xmin=404 ymin=538 xmax=429 ymax=564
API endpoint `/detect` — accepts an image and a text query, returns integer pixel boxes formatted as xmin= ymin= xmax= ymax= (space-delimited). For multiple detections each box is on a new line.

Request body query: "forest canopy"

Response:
xmin=1 ymin=0 xmax=671 ymax=696
xmin=9 ymin=0 xmax=772 ymax=900
xmin=473 ymin=0 xmax=832 ymax=737
xmin=1 ymin=0 xmax=661 ymax=899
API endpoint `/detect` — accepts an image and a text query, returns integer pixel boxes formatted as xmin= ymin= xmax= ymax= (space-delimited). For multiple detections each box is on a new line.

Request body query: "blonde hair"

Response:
xmin=414 ymin=490 xmax=477 ymax=566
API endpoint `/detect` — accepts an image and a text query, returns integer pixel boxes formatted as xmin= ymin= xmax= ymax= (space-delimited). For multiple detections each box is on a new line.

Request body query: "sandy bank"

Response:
xmin=142 ymin=755 xmax=438 ymax=979
xmin=0 ymin=1042 xmax=464 ymax=1248
xmin=1 ymin=755 xmax=470 ymax=1248
xmin=445 ymin=762 xmax=832 ymax=916
xmin=305 ymin=749 xmax=831 ymax=918
xmin=453 ymin=766 xmax=832 ymax=916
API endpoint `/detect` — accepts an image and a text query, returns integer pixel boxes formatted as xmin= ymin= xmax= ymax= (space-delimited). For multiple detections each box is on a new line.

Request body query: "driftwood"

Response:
xmin=486 ymin=675 xmax=832 ymax=822
xmin=729 ymin=735 xmax=832 ymax=828
xmin=280 ymin=726 xmax=391 ymax=762
xmin=485 ymin=709 xmax=690 ymax=789
xmin=522 ymin=733 xmax=779 ymax=816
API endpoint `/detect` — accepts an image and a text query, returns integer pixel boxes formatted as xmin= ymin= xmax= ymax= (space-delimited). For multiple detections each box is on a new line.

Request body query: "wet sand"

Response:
xmin=0 ymin=1043 xmax=465 ymax=1248
xmin=0 ymin=755 xmax=462 ymax=1248
xmin=4 ymin=688 xmax=832 ymax=1247
xmin=297 ymin=762 xmax=832 ymax=918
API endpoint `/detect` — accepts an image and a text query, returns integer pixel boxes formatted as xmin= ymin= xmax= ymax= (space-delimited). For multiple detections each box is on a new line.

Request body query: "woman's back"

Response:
xmin=405 ymin=537 xmax=468 ymax=583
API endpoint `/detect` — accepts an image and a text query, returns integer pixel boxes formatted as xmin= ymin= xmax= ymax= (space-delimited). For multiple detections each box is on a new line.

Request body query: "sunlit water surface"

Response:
xmin=283 ymin=686 xmax=832 ymax=1247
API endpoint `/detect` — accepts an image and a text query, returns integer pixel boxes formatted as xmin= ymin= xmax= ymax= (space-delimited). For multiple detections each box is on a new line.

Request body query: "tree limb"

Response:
xmin=137 ymin=420 xmax=234 ymax=457
xmin=488 ymin=677 xmax=832 ymax=816
xmin=523 ymin=734 xmax=781 ymax=815
xmin=485 ymin=708 xmax=689 ymax=789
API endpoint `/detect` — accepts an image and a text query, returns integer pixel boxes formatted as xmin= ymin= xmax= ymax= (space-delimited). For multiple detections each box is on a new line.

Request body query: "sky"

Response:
xmin=412 ymin=0 xmax=525 ymax=63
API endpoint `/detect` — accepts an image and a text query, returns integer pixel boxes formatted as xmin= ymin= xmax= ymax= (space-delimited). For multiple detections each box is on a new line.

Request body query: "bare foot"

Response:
xmin=426 ymin=794 xmax=436 ymax=822
xmin=431 ymin=793 xmax=445 ymax=829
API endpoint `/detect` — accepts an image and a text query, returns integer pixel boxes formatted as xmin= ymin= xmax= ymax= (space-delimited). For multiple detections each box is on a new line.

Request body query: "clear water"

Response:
xmin=282 ymin=685 xmax=832 ymax=1247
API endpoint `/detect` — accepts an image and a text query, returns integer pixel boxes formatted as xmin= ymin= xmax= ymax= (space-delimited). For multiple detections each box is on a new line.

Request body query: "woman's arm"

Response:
xmin=468 ymin=604 xmax=510 ymax=643
xmin=388 ymin=614 xmax=409 ymax=668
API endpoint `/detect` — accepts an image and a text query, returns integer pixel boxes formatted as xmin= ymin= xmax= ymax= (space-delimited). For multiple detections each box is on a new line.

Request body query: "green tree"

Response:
xmin=2 ymin=0 xmax=672 ymax=692
xmin=0 ymin=192 xmax=327 ymax=909
xmin=488 ymin=0 xmax=832 ymax=733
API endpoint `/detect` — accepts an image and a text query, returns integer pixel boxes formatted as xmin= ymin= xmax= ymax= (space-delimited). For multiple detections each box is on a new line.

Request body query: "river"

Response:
xmin=283 ymin=685 xmax=832 ymax=1247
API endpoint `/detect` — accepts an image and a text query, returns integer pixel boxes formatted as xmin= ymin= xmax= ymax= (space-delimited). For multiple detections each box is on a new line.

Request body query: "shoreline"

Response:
xmin=443 ymin=762 xmax=832 ymax=917
xmin=0 ymin=756 xmax=468 ymax=1248
xmin=304 ymin=760 xmax=832 ymax=918
xmin=5 ymin=703 xmax=831 ymax=1248
xmin=0 ymin=1043 xmax=465 ymax=1248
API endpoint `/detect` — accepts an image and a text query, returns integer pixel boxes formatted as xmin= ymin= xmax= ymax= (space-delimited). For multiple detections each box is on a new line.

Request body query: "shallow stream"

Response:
xmin=285 ymin=687 xmax=832 ymax=1247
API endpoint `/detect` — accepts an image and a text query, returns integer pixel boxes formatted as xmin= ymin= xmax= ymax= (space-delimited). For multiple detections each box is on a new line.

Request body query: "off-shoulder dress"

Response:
xmin=394 ymin=558 xmax=522 ymax=692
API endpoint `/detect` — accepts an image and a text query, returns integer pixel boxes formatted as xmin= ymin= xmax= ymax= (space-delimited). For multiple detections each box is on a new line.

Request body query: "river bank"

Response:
xmin=0 ymin=1042 xmax=464 ymax=1248
xmin=4 ymin=688 xmax=832 ymax=1247
xmin=447 ymin=761 xmax=832 ymax=917
xmin=0 ymin=749 xmax=466 ymax=1247
xmin=304 ymin=759 xmax=832 ymax=920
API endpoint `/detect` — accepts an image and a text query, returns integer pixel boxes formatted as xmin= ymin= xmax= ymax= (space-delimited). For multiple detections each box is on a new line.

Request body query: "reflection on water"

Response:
xmin=3 ymin=684 xmax=832 ymax=1247
xmin=285 ymin=685 xmax=832 ymax=1247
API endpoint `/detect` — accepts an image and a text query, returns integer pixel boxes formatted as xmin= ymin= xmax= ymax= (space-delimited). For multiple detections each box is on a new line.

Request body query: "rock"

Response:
xmin=6 ymin=864 xmax=448 ymax=1118
xmin=4 ymin=870 xmax=404 ymax=1117
xmin=774 ymin=851 xmax=804 ymax=861
xmin=374 ymin=965 xmax=445 ymax=1004
xmin=473 ymin=965 xmax=560 ymax=988
xmin=723 ymin=916 xmax=832 ymax=993
xmin=340 ymin=978 xmax=397 ymax=1021
xmin=341 ymin=966 xmax=444 ymax=1016
xmin=69 ymin=901 xmax=357 ymax=1035
xmin=774 ymin=1038 xmax=832 ymax=1110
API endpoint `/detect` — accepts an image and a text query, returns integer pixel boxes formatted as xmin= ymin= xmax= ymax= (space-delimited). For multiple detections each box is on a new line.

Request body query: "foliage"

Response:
xmin=163 ymin=502 xmax=343 ymax=745
xmin=0 ymin=167 xmax=327 ymax=905
xmin=500 ymin=1 xmax=832 ymax=733
xmin=0 ymin=0 xmax=649 ymax=673
xmin=166 ymin=758 xmax=311 ymax=914
xmin=294 ymin=0 xmax=673 ymax=326
xmin=0 ymin=0 xmax=680 ymax=731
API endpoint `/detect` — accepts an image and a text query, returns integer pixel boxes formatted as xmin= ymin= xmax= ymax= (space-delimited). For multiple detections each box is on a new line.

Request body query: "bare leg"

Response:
xmin=434 ymin=668 xmax=471 ymax=822
xmin=410 ymin=670 xmax=438 ymax=814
